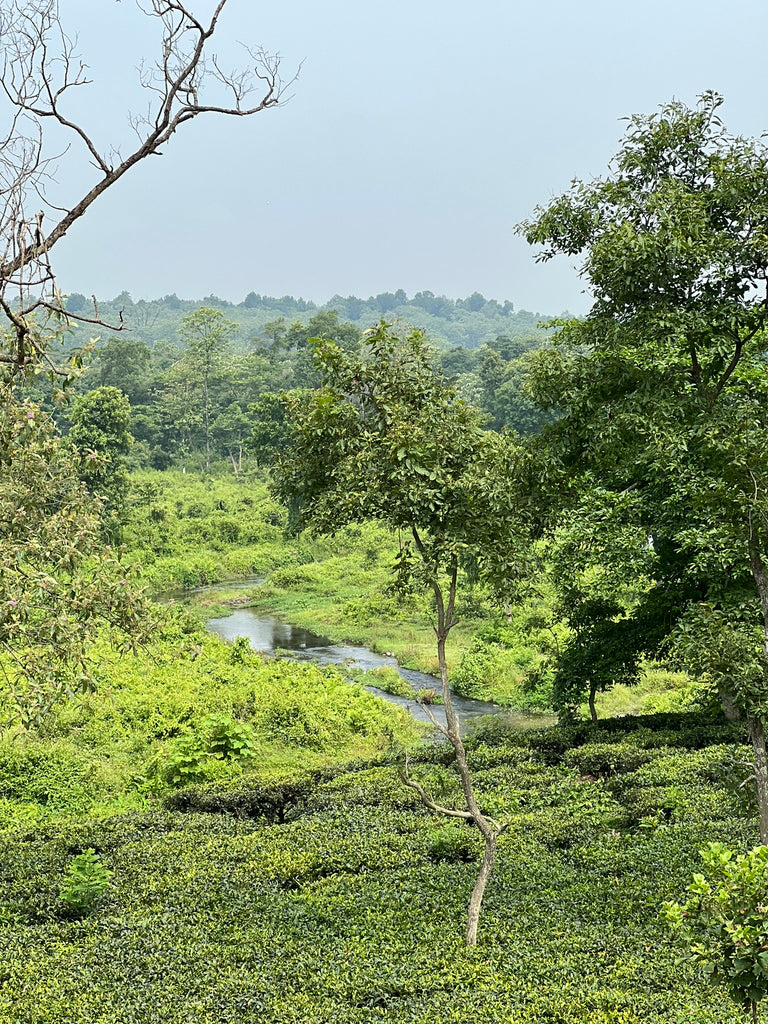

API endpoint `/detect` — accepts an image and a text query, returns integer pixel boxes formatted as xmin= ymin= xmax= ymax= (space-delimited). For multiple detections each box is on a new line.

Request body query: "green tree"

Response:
xmin=95 ymin=336 xmax=151 ymax=404
xmin=67 ymin=386 xmax=133 ymax=533
xmin=519 ymin=92 xmax=768 ymax=840
xmin=283 ymin=311 xmax=361 ymax=354
xmin=247 ymin=392 xmax=292 ymax=468
xmin=211 ymin=402 xmax=250 ymax=475
xmin=263 ymin=317 xmax=288 ymax=350
xmin=0 ymin=380 xmax=149 ymax=730
xmin=274 ymin=322 xmax=528 ymax=946
xmin=177 ymin=307 xmax=238 ymax=472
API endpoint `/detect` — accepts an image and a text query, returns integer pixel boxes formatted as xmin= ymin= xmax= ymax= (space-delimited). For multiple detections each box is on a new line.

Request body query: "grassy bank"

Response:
xmin=0 ymin=613 xmax=420 ymax=831
xmin=123 ymin=470 xmax=699 ymax=716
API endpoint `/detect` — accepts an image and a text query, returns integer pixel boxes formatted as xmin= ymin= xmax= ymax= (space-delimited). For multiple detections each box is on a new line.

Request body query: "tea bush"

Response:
xmin=59 ymin=848 xmax=113 ymax=916
xmin=1 ymin=709 xmax=763 ymax=1023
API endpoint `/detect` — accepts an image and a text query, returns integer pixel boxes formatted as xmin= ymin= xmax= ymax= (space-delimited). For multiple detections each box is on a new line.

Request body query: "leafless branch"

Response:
xmin=0 ymin=0 xmax=295 ymax=378
xmin=415 ymin=692 xmax=451 ymax=739
xmin=398 ymin=753 xmax=474 ymax=821
xmin=399 ymin=753 xmax=509 ymax=837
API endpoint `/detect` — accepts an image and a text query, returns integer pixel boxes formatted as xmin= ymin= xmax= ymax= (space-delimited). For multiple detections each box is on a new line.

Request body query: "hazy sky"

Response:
xmin=36 ymin=1 xmax=768 ymax=314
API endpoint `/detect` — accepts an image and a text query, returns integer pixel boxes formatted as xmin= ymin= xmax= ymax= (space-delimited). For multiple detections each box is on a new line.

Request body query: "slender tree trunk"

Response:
xmin=466 ymin=832 xmax=497 ymax=946
xmin=718 ymin=682 xmax=742 ymax=723
xmin=449 ymin=721 xmax=499 ymax=945
xmin=203 ymin=373 xmax=211 ymax=473
xmin=588 ymin=681 xmax=598 ymax=724
xmin=429 ymin=555 xmax=503 ymax=947
xmin=749 ymin=715 xmax=768 ymax=845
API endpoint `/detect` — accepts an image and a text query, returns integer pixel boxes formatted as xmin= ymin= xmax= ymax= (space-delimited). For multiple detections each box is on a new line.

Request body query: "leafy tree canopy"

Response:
xmin=520 ymin=90 xmax=768 ymax=836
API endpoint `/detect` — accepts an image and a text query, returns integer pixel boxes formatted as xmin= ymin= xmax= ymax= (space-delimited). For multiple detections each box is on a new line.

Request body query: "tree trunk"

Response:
xmin=203 ymin=377 xmax=211 ymax=473
xmin=748 ymin=545 xmax=768 ymax=844
xmin=749 ymin=715 xmax=768 ymax=845
xmin=466 ymin=831 xmax=497 ymax=946
xmin=588 ymin=681 xmax=598 ymax=724
xmin=401 ymin=539 xmax=507 ymax=946
xmin=433 ymin=567 xmax=500 ymax=947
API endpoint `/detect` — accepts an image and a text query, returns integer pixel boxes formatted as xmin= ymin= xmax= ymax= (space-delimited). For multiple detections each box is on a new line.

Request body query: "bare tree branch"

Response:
xmin=399 ymin=755 xmax=474 ymax=821
xmin=0 ymin=0 xmax=296 ymax=378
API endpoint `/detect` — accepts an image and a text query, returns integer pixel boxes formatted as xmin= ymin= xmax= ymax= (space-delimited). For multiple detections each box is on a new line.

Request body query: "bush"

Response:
xmin=663 ymin=843 xmax=768 ymax=1020
xmin=362 ymin=666 xmax=415 ymax=699
xmin=164 ymin=772 xmax=318 ymax=823
xmin=563 ymin=742 xmax=655 ymax=777
xmin=426 ymin=824 xmax=477 ymax=863
xmin=59 ymin=849 xmax=113 ymax=917
xmin=154 ymin=714 xmax=259 ymax=788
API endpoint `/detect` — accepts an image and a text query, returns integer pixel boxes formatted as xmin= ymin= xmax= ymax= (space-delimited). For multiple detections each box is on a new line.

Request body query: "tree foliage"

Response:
xmin=274 ymin=321 xmax=532 ymax=945
xmin=275 ymin=322 xmax=526 ymax=596
xmin=520 ymin=91 xmax=768 ymax=836
xmin=67 ymin=386 xmax=133 ymax=532
xmin=0 ymin=0 xmax=283 ymax=726
xmin=664 ymin=843 xmax=768 ymax=1023
xmin=0 ymin=383 xmax=150 ymax=731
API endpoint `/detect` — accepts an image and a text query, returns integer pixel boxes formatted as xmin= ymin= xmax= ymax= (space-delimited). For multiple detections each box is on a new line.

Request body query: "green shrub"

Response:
xmin=563 ymin=742 xmax=655 ymax=777
xmin=204 ymin=714 xmax=259 ymax=762
xmin=155 ymin=714 xmax=259 ymax=788
xmin=59 ymin=848 xmax=113 ymax=916
xmin=663 ymin=842 xmax=768 ymax=1021
xmin=426 ymin=823 xmax=477 ymax=863
xmin=164 ymin=772 xmax=318 ymax=822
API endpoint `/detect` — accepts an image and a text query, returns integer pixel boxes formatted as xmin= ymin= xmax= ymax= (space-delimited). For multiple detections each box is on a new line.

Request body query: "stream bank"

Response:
xmin=205 ymin=606 xmax=554 ymax=734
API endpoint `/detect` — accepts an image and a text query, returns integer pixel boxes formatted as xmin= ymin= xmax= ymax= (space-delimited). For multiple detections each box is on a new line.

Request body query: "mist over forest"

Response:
xmin=65 ymin=287 xmax=556 ymax=352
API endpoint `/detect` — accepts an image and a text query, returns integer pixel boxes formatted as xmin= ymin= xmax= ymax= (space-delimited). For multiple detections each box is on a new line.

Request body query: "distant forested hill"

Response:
xmin=65 ymin=288 xmax=558 ymax=352
xmin=46 ymin=289 xmax=561 ymax=471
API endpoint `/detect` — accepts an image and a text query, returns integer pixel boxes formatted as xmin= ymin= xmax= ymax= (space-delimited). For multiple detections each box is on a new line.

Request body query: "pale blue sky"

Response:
xmin=40 ymin=0 xmax=768 ymax=314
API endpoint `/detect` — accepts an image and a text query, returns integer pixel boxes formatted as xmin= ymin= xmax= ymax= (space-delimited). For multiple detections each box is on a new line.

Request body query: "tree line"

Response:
xmin=47 ymin=307 xmax=551 ymax=475
xmin=63 ymin=288 xmax=552 ymax=353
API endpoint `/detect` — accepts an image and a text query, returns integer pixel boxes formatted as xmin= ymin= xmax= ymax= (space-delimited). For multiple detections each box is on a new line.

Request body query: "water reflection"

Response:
xmin=205 ymin=608 xmax=553 ymax=733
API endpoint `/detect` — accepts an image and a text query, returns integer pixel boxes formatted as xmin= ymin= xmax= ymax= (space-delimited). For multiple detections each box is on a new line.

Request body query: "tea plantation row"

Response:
xmin=0 ymin=713 xmax=755 ymax=1023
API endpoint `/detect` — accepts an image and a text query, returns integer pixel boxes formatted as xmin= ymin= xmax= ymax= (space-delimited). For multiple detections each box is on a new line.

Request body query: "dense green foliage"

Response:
xmin=0 ymin=371 xmax=150 ymax=733
xmin=0 ymin=618 xmax=418 ymax=830
xmin=0 ymin=712 xmax=758 ymax=1023
xmin=50 ymin=297 xmax=554 ymax=472
xmin=520 ymin=91 xmax=768 ymax=840
xmin=67 ymin=386 xmax=133 ymax=533
xmin=664 ymin=843 xmax=768 ymax=1020
xmin=71 ymin=289 xmax=550 ymax=353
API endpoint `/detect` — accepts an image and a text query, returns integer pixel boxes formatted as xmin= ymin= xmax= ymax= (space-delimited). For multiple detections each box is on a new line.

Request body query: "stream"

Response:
xmin=204 ymin=598 xmax=553 ymax=735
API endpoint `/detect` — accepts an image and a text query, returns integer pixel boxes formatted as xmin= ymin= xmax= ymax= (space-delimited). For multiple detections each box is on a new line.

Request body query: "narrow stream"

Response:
xmin=205 ymin=606 xmax=552 ymax=734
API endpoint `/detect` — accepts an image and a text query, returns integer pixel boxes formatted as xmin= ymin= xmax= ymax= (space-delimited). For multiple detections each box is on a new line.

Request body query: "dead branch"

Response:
xmin=0 ymin=0 xmax=296 ymax=376
xmin=399 ymin=755 xmax=474 ymax=821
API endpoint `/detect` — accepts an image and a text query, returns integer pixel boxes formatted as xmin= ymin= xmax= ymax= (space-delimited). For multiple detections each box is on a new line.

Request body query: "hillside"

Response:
xmin=66 ymin=289 xmax=557 ymax=353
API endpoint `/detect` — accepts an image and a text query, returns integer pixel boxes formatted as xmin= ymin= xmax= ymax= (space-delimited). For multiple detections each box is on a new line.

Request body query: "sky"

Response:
xmin=29 ymin=0 xmax=768 ymax=315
